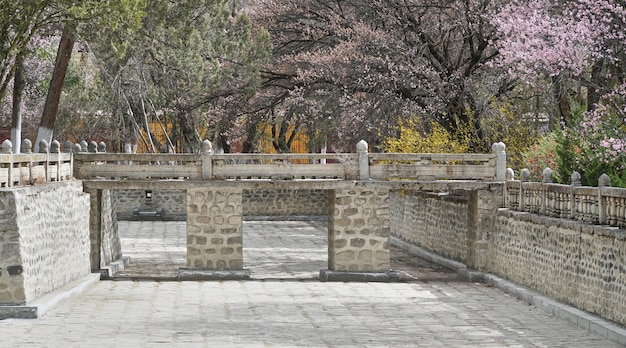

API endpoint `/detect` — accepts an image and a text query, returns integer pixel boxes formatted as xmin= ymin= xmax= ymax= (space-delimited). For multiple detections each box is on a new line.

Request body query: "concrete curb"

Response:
xmin=0 ymin=274 xmax=100 ymax=320
xmin=390 ymin=237 xmax=626 ymax=346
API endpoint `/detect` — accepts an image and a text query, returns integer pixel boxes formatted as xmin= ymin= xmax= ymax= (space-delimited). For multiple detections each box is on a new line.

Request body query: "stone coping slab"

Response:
xmin=0 ymin=274 xmax=100 ymax=320
xmin=177 ymin=268 xmax=250 ymax=281
xmin=319 ymin=269 xmax=401 ymax=282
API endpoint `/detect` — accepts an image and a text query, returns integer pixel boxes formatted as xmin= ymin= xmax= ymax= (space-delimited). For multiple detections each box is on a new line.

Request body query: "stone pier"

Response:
xmin=179 ymin=187 xmax=249 ymax=280
xmin=321 ymin=188 xmax=400 ymax=281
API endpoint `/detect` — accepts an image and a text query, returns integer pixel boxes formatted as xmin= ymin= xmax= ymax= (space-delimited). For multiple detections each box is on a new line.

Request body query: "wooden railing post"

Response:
xmin=201 ymin=139 xmax=213 ymax=180
xmin=357 ymin=140 xmax=369 ymax=181
xmin=598 ymin=173 xmax=611 ymax=225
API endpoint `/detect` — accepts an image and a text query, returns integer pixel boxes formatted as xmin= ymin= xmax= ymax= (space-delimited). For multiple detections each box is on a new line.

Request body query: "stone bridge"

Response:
xmin=72 ymin=140 xmax=506 ymax=281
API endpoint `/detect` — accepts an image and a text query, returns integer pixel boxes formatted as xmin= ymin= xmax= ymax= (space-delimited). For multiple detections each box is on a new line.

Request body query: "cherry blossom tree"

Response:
xmin=492 ymin=0 xmax=626 ymax=120
xmin=243 ymin=0 xmax=506 ymax=152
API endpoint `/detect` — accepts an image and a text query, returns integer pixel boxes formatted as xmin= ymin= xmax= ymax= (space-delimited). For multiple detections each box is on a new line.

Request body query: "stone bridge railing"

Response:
xmin=72 ymin=140 xmax=507 ymax=182
xmin=0 ymin=139 xmax=72 ymax=187
xmin=505 ymin=168 xmax=626 ymax=229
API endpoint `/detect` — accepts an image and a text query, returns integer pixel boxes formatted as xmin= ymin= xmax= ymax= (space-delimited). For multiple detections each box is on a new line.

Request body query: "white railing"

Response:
xmin=71 ymin=140 xmax=507 ymax=182
xmin=0 ymin=139 xmax=73 ymax=187
xmin=505 ymin=168 xmax=626 ymax=229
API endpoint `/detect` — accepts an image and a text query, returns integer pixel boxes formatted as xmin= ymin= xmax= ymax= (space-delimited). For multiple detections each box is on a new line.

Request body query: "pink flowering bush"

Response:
xmin=556 ymin=92 xmax=626 ymax=187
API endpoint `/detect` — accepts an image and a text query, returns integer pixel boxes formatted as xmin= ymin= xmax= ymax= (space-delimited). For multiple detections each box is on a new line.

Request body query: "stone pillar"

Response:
xmin=466 ymin=185 xmax=504 ymax=271
xmin=85 ymin=188 xmax=103 ymax=272
xmin=321 ymin=188 xmax=399 ymax=281
xmin=180 ymin=186 xmax=249 ymax=280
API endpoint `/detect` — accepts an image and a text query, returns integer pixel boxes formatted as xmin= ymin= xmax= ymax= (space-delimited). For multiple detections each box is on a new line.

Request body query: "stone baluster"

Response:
xmin=505 ymin=168 xmax=515 ymax=208
xmin=50 ymin=140 xmax=61 ymax=181
xmin=492 ymin=142 xmax=506 ymax=181
xmin=201 ymin=140 xmax=213 ymax=180
xmin=73 ymin=143 xmax=82 ymax=154
xmin=520 ymin=168 xmax=530 ymax=212
xmin=2 ymin=140 xmax=13 ymax=186
xmin=569 ymin=172 xmax=581 ymax=220
xmin=357 ymin=140 xmax=369 ymax=181
xmin=98 ymin=141 xmax=107 ymax=153
xmin=598 ymin=173 xmax=610 ymax=225
xmin=37 ymin=139 xmax=49 ymax=182
xmin=80 ymin=140 xmax=88 ymax=153
xmin=541 ymin=168 xmax=552 ymax=215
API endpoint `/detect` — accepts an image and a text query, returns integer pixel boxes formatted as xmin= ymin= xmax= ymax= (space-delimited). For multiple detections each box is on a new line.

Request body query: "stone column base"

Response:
xmin=319 ymin=269 xmax=401 ymax=282
xmin=177 ymin=268 xmax=250 ymax=281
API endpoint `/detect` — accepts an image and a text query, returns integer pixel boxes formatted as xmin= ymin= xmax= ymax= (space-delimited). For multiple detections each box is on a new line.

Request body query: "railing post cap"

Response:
xmin=542 ymin=167 xmax=552 ymax=183
xmin=356 ymin=140 xmax=368 ymax=152
xmin=520 ymin=168 xmax=531 ymax=182
xmin=80 ymin=140 xmax=88 ymax=152
xmin=599 ymin=173 xmax=611 ymax=187
xmin=98 ymin=141 xmax=106 ymax=153
xmin=22 ymin=139 xmax=32 ymax=153
xmin=74 ymin=143 xmax=82 ymax=153
xmin=571 ymin=171 xmax=582 ymax=186
xmin=1 ymin=139 xmax=12 ymax=153
xmin=492 ymin=142 xmax=506 ymax=153
xmin=506 ymin=168 xmax=514 ymax=180
xmin=201 ymin=139 xmax=213 ymax=154
xmin=64 ymin=141 xmax=74 ymax=153
xmin=39 ymin=139 xmax=49 ymax=153
xmin=88 ymin=141 xmax=98 ymax=153
xmin=51 ymin=140 xmax=61 ymax=153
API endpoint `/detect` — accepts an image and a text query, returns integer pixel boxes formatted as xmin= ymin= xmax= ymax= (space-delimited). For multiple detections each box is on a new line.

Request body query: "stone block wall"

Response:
xmin=112 ymin=189 xmax=187 ymax=220
xmin=186 ymin=187 xmax=243 ymax=270
xmin=390 ymin=190 xmax=469 ymax=263
xmin=328 ymin=189 xmax=390 ymax=272
xmin=0 ymin=182 xmax=90 ymax=305
xmin=113 ymin=189 xmax=327 ymax=220
xmin=243 ymin=189 xmax=328 ymax=216
xmin=492 ymin=210 xmax=626 ymax=327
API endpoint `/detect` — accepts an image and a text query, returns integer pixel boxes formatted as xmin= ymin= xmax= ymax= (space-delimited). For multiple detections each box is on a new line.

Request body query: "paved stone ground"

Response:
xmin=0 ymin=220 xmax=621 ymax=347
xmin=112 ymin=221 xmax=459 ymax=281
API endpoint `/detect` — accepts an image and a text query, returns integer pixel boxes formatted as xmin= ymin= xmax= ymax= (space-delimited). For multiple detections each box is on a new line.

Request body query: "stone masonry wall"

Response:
xmin=0 ymin=182 xmax=90 ymax=305
xmin=243 ymin=189 xmax=328 ymax=216
xmin=328 ymin=189 xmax=390 ymax=272
xmin=0 ymin=191 xmax=23 ymax=305
xmin=186 ymin=187 xmax=244 ymax=270
xmin=113 ymin=189 xmax=326 ymax=220
xmin=113 ymin=189 xmax=187 ymax=220
xmin=390 ymin=190 xmax=469 ymax=263
xmin=492 ymin=209 xmax=626 ymax=327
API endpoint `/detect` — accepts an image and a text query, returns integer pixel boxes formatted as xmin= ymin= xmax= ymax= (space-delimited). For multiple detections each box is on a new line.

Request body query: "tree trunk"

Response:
xmin=35 ymin=24 xmax=75 ymax=152
xmin=552 ymin=75 xmax=572 ymax=125
xmin=11 ymin=52 xmax=25 ymax=153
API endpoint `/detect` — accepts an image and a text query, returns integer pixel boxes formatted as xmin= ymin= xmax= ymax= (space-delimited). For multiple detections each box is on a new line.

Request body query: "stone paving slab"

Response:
xmin=0 ymin=280 xmax=621 ymax=347
xmin=0 ymin=221 xmax=622 ymax=346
